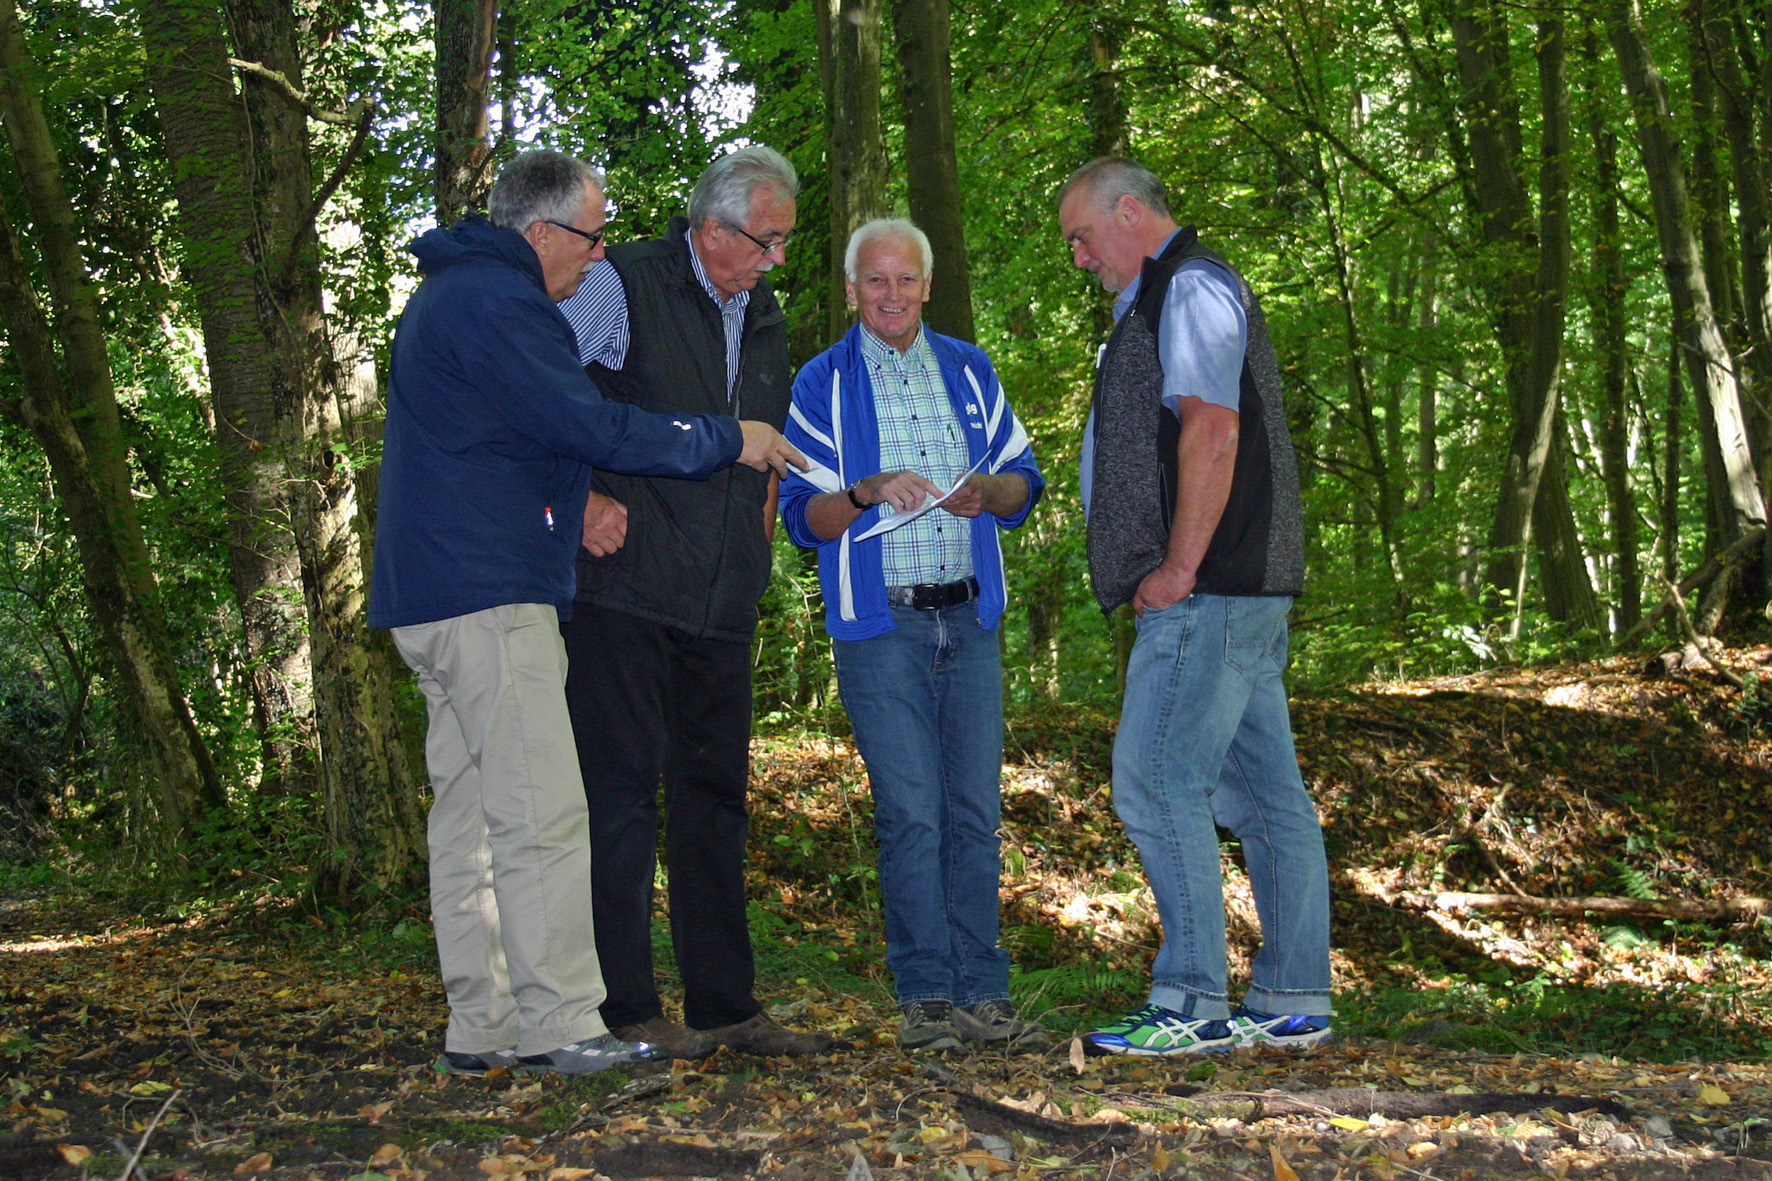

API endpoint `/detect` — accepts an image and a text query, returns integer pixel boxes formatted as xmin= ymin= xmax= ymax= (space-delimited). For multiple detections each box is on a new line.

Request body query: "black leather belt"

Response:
xmin=886 ymin=577 xmax=980 ymax=610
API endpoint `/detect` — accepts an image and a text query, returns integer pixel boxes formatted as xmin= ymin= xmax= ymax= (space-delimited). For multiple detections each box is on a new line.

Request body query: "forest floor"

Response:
xmin=6 ymin=647 xmax=1772 ymax=1180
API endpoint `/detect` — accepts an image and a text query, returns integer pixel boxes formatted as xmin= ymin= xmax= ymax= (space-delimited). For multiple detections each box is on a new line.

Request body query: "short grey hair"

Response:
xmin=687 ymin=145 xmax=800 ymax=231
xmin=1057 ymin=156 xmax=1172 ymax=218
xmin=844 ymin=218 xmax=933 ymax=281
xmin=488 ymin=151 xmax=604 ymax=231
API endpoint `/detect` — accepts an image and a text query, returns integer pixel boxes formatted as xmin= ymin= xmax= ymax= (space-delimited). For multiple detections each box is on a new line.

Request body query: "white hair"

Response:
xmin=688 ymin=145 xmax=800 ymax=231
xmin=844 ymin=218 xmax=933 ymax=281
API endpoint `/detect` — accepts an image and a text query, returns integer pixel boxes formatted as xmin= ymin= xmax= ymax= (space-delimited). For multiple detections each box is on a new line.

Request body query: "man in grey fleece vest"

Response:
xmin=1057 ymin=157 xmax=1332 ymax=1057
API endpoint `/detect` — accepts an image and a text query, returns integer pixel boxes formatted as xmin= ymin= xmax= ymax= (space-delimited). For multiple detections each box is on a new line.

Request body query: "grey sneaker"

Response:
xmin=434 ymin=1047 xmax=518 ymax=1076
xmin=898 ymin=1000 xmax=964 ymax=1052
xmin=516 ymin=1033 xmax=655 ymax=1075
xmin=952 ymin=999 xmax=1052 ymax=1050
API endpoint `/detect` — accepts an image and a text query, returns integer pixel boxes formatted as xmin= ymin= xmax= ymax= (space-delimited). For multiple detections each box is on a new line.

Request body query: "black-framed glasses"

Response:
xmin=546 ymin=220 xmax=606 ymax=248
xmin=726 ymin=223 xmax=795 ymax=256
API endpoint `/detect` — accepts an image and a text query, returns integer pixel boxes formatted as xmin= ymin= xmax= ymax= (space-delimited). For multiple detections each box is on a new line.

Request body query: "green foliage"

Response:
xmin=1345 ymin=969 xmax=1772 ymax=1062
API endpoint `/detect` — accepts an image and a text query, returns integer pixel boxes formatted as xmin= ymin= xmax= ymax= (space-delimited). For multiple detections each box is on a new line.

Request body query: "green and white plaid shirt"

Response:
xmin=865 ymin=326 xmax=974 ymax=587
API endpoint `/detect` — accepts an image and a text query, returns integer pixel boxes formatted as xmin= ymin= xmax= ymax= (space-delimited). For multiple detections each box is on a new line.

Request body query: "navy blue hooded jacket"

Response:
xmin=368 ymin=216 xmax=743 ymax=629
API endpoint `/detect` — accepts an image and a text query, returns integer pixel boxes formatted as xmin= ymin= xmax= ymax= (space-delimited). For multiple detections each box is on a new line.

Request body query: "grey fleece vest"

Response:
xmin=1087 ymin=227 xmax=1305 ymax=613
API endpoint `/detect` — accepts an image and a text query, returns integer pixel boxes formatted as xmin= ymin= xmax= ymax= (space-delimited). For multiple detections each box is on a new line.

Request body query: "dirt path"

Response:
xmin=4 ymin=897 xmax=1770 ymax=1180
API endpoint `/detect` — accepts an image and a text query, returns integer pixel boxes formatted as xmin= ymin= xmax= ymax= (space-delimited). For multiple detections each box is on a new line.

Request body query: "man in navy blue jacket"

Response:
xmin=368 ymin=150 xmax=801 ymax=1077
xmin=779 ymin=219 xmax=1045 ymax=1052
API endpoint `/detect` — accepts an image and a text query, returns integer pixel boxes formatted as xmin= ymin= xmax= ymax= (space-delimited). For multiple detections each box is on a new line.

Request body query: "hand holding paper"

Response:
xmin=854 ymin=452 xmax=990 ymax=542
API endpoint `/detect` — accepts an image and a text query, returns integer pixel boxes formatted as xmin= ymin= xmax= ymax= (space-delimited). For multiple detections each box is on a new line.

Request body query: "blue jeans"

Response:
xmin=833 ymin=604 xmax=1012 ymax=1005
xmin=1113 ymin=593 xmax=1331 ymax=1021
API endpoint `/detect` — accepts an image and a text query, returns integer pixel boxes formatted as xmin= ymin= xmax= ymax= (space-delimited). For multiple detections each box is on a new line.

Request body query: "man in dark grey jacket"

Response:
xmin=555 ymin=146 xmax=828 ymax=1059
xmin=1057 ymin=157 xmax=1332 ymax=1058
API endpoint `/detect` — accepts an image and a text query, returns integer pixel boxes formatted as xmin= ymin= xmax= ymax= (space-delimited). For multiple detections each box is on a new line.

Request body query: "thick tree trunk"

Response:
xmin=1700 ymin=0 xmax=1772 ymax=590
xmin=1530 ymin=427 xmax=1602 ymax=631
xmin=1586 ymin=78 xmax=1640 ymax=631
xmin=1455 ymin=10 xmax=1577 ymax=624
xmin=132 ymin=0 xmax=311 ymax=794
xmin=890 ymin=0 xmax=973 ymax=341
xmin=0 ymin=1 xmax=223 ymax=837
xmin=1611 ymin=0 xmax=1766 ymax=564
xmin=139 ymin=0 xmax=426 ymax=895
xmin=819 ymin=0 xmax=889 ymax=341
xmin=434 ymin=0 xmax=497 ymax=224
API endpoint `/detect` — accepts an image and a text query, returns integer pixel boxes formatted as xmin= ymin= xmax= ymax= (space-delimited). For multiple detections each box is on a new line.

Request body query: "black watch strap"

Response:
xmin=847 ymin=484 xmax=868 ymax=511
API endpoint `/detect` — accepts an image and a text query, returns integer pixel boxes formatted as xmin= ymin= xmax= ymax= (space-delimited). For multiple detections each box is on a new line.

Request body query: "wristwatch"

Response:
xmin=846 ymin=483 xmax=868 ymax=511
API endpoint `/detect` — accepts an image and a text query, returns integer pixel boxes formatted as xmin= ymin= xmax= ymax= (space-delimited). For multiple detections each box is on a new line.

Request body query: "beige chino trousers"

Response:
xmin=393 ymin=603 xmax=608 ymax=1056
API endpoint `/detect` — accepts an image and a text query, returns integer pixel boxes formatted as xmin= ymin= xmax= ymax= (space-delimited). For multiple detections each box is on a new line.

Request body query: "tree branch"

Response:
xmin=1379 ymin=889 xmax=1769 ymax=922
xmin=1616 ymin=525 xmax=1766 ymax=650
xmin=227 ymin=58 xmax=369 ymax=126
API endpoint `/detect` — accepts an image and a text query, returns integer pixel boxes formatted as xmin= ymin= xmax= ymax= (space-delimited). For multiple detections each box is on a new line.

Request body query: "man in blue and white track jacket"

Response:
xmin=779 ymin=218 xmax=1045 ymax=1053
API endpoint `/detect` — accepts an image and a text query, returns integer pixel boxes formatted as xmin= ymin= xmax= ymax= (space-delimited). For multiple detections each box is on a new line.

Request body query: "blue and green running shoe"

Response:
xmin=1081 ymin=1003 xmax=1236 ymax=1057
xmin=1229 ymin=1005 xmax=1332 ymax=1048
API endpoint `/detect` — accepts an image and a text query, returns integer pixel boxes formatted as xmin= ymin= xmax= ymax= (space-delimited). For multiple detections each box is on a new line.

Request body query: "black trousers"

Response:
xmin=561 ymin=604 xmax=762 ymax=1031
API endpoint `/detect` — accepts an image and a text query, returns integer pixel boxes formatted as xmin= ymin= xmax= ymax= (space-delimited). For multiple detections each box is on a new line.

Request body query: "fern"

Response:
xmin=1611 ymin=858 xmax=1658 ymax=901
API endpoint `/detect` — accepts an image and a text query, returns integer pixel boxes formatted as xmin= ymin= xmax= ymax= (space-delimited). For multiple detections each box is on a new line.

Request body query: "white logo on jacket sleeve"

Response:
xmin=671 ymin=420 xmax=693 ymax=431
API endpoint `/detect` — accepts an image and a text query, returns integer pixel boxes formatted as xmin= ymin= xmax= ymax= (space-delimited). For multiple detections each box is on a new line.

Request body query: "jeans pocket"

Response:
xmin=1223 ymin=597 xmax=1284 ymax=673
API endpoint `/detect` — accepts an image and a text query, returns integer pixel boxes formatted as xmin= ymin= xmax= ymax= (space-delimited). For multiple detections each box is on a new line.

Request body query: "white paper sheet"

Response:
xmin=853 ymin=451 xmax=990 ymax=542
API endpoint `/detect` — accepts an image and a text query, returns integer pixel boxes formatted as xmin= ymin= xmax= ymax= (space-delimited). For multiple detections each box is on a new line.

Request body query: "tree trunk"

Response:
xmin=1415 ymin=232 xmax=1439 ymax=507
xmin=0 ymin=1 xmax=223 ymax=839
xmin=819 ymin=0 xmax=889 ymax=341
xmin=890 ymin=0 xmax=973 ymax=341
xmin=1700 ymin=0 xmax=1772 ymax=590
xmin=1530 ymin=426 xmax=1602 ymax=630
xmin=1610 ymin=0 xmax=1766 ymax=566
xmin=131 ymin=0 xmax=313 ymax=796
xmin=1661 ymin=336 xmax=1683 ymax=581
xmin=139 ymin=0 xmax=426 ymax=896
xmin=435 ymin=0 xmax=497 ymax=226
xmin=1455 ymin=10 xmax=1576 ymax=624
xmin=1444 ymin=5 xmax=1579 ymax=621
xmin=1586 ymin=67 xmax=1640 ymax=631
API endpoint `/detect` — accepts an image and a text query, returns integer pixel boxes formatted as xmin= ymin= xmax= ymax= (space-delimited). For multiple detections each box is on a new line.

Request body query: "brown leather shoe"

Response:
xmin=610 ymin=1018 xmax=719 ymax=1061
xmin=699 ymin=1012 xmax=832 ymax=1056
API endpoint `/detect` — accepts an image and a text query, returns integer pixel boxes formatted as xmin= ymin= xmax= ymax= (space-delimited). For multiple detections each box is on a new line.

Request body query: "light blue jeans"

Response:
xmin=833 ymin=604 xmax=1013 ymax=1006
xmin=1113 ymin=593 xmax=1331 ymax=1021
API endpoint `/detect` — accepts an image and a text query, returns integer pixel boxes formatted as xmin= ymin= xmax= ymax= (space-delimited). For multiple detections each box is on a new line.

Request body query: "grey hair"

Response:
xmin=687 ymin=145 xmax=800 ymax=231
xmin=488 ymin=151 xmax=604 ymax=231
xmin=1057 ymin=156 xmax=1172 ymax=218
xmin=844 ymin=218 xmax=933 ymax=281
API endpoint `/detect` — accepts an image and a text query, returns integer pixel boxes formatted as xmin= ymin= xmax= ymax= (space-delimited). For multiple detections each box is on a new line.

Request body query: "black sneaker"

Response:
xmin=898 ymin=1000 xmax=964 ymax=1052
xmin=952 ymin=999 xmax=1052 ymax=1050
xmin=434 ymin=1047 xmax=518 ymax=1076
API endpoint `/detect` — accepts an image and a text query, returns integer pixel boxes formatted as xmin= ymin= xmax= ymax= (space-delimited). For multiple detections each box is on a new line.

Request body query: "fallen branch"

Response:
xmin=1617 ymin=526 xmax=1766 ymax=651
xmin=1161 ymin=1087 xmax=1630 ymax=1121
xmin=1379 ymin=890 xmax=1770 ymax=922
xmin=922 ymin=1063 xmax=1137 ymax=1146
xmin=115 ymin=1087 xmax=180 ymax=1181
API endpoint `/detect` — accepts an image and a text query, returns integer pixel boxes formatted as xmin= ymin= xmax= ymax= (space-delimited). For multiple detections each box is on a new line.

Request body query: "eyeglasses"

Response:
xmin=546 ymin=220 xmax=606 ymax=249
xmin=726 ymin=223 xmax=795 ymax=256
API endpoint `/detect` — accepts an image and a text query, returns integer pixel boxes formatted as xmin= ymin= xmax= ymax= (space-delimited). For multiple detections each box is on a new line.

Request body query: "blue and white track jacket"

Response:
xmin=780 ymin=324 xmax=1044 ymax=641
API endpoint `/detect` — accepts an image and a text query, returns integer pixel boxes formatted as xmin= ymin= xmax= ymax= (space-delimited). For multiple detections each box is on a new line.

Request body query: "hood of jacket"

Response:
xmin=409 ymin=213 xmax=546 ymax=289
